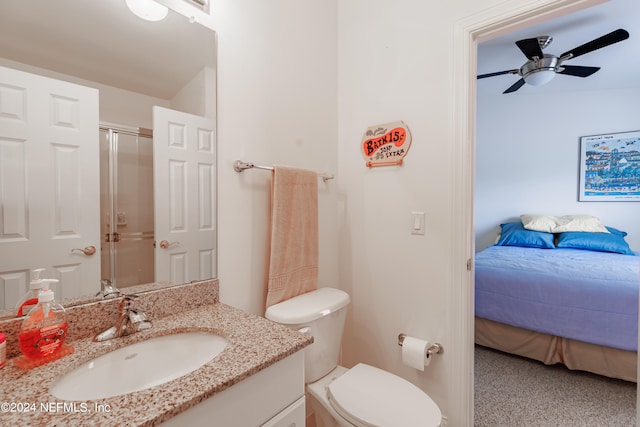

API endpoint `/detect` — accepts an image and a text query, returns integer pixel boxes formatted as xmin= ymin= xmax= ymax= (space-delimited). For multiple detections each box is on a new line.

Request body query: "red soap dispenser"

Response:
xmin=14 ymin=276 xmax=74 ymax=369
xmin=0 ymin=332 xmax=6 ymax=369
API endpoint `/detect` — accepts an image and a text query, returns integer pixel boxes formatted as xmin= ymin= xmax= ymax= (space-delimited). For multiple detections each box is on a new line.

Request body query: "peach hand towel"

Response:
xmin=265 ymin=166 xmax=319 ymax=309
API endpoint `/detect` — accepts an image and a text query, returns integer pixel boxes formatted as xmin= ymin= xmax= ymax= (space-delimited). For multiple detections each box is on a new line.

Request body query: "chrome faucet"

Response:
xmin=96 ymin=279 xmax=122 ymax=299
xmin=94 ymin=295 xmax=152 ymax=342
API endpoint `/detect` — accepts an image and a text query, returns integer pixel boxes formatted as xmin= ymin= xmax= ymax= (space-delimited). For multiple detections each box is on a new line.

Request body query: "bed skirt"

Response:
xmin=475 ymin=317 xmax=637 ymax=383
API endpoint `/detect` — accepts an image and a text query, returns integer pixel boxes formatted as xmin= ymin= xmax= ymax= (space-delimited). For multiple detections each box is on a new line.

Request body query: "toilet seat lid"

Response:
xmin=327 ymin=363 xmax=441 ymax=427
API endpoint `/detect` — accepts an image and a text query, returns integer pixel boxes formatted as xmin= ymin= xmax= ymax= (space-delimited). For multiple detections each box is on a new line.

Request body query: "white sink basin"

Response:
xmin=50 ymin=331 xmax=228 ymax=400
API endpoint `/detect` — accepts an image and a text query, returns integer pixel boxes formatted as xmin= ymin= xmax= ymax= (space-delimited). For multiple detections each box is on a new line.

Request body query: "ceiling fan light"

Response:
xmin=126 ymin=0 xmax=169 ymax=22
xmin=523 ymin=69 xmax=556 ymax=86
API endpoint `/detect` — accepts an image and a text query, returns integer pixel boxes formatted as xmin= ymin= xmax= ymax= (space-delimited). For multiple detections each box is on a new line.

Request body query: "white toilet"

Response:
xmin=265 ymin=287 xmax=442 ymax=427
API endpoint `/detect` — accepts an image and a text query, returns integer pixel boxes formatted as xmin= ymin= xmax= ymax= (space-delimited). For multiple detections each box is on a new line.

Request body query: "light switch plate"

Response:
xmin=410 ymin=211 xmax=425 ymax=235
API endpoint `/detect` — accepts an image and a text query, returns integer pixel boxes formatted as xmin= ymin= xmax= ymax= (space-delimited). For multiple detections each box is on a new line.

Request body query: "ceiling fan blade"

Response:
xmin=558 ymin=65 xmax=601 ymax=78
xmin=503 ymin=78 xmax=526 ymax=94
xmin=477 ymin=70 xmax=519 ymax=79
xmin=560 ymin=29 xmax=629 ymax=59
xmin=515 ymin=38 xmax=544 ymax=59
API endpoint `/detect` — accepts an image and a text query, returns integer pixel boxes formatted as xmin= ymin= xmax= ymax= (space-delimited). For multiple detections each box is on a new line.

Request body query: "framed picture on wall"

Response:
xmin=579 ymin=130 xmax=640 ymax=201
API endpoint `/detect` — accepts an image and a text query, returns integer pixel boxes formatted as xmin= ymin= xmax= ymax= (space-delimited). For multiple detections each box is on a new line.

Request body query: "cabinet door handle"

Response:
xmin=71 ymin=245 xmax=97 ymax=256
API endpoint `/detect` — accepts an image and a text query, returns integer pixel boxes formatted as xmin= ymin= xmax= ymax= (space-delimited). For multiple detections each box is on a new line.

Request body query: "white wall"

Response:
xmin=476 ymin=87 xmax=640 ymax=251
xmin=171 ymin=66 xmax=217 ymax=120
xmin=212 ymin=0 xmax=339 ymax=315
xmin=336 ymin=1 xmax=461 ymax=421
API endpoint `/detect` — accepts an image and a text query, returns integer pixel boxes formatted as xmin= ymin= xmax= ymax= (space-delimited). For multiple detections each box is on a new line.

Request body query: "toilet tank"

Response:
xmin=265 ymin=288 xmax=350 ymax=383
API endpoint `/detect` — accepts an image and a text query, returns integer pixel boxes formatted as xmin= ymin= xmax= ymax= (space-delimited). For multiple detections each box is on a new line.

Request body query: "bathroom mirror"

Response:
xmin=0 ymin=0 xmax=217 ymax=318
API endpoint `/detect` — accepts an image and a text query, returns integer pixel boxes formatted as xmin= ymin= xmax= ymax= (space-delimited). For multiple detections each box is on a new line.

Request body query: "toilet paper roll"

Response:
xmin=401 ymin=336 xmax=431 ymax=371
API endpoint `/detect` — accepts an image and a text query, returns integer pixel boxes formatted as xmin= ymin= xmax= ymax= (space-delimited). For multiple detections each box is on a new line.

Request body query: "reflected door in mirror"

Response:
xmin=153 ymin=107 xmax=216 ymax=284
xmin=0 ymin=67 xmax=100 ymax=310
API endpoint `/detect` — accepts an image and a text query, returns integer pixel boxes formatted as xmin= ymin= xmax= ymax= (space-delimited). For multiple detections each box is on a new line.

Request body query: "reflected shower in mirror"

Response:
xmin=0 ymin=0 xmax=217 ymax=317
xmin=100 ymin=125 xmax=155 ymax=288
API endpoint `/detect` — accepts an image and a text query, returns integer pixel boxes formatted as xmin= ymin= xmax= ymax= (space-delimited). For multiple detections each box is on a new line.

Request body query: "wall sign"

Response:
xmin=361 ymin=121 xmax=411 ymax=168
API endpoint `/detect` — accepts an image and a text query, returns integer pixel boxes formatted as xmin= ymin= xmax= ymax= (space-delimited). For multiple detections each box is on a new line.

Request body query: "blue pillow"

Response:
xmin=495 ymin=222 xmax=555 ymax=249
xmin=556 ymin=227 xmax=635 ymax=255
xmin=605 ymin=226 xmax=627 ymax=237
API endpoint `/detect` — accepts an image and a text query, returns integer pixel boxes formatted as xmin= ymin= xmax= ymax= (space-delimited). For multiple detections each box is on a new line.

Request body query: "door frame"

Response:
xmin=449 ymin=0 xmax=627 ymax=425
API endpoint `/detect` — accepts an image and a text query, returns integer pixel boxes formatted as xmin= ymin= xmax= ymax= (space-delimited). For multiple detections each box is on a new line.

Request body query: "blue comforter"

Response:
xmin=475 ymin=246 xmax=640 ymax=351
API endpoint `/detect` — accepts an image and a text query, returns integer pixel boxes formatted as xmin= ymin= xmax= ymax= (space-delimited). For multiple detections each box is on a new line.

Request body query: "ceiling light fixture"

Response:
xmin=521 ymin=55 xmax=558 ymax=86
xmin=523 ymin=69 xmax=556 ymax=86
xmin=126 ymin=0 xmax=169 ymax=22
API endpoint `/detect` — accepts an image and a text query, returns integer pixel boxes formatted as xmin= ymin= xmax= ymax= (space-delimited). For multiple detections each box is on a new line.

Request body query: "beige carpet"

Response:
xmin=474 ymin=345 xmax=636 ymax=426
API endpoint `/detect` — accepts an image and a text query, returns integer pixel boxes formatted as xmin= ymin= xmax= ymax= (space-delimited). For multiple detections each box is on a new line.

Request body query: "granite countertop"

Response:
xmin=0 ymin=302 xmax=312 ymax=426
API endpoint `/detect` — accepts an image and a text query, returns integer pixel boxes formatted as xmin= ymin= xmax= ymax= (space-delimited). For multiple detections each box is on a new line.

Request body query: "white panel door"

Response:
xmin=0 ymin=66 xmax=100 ymax=309
xmin=153 ymin=106 xmax=216 ymax=284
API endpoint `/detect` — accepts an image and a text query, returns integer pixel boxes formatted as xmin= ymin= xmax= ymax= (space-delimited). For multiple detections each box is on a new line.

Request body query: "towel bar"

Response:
xmin=233 ymin=160 xmax=334 ymax=182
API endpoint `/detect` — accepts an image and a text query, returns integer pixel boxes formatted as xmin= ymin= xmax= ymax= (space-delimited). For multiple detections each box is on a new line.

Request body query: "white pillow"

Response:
xmin=519 ymin=214 xmax=557 ymax=233
xmin=520 ymin=214 xmax=609 ymax=234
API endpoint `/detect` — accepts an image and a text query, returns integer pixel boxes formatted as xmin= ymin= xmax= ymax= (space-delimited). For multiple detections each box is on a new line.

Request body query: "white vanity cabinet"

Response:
xmin=160 ymin=350 xmax=305 ymax=426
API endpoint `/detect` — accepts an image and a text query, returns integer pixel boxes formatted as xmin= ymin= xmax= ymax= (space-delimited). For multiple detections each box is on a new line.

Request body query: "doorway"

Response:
xmin=450 ymin=0 xmax=640 ymax=424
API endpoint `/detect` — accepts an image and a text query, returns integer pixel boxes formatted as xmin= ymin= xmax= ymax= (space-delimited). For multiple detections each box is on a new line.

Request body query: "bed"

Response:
xmin=475 ymin=217 xmax=640 ymax=382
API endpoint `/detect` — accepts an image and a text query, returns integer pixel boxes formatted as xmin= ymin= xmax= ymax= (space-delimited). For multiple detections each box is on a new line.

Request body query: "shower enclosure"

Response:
xmin=99 ymin=125 xmax=154 ymax=288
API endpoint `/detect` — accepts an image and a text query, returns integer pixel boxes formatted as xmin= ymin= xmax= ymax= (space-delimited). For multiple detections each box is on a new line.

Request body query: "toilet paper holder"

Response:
xmin=398 ymin=333 xmax=443 ymax=358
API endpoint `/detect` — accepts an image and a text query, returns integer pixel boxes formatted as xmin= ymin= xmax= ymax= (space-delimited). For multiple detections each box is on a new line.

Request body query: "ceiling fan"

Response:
xmin=477 ymin=28 xmax=629 ymax=94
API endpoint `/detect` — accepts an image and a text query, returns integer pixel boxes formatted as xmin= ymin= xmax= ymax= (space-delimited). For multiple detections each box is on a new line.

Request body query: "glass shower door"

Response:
xmin=100 ymin=126 xmax=155 ymax=288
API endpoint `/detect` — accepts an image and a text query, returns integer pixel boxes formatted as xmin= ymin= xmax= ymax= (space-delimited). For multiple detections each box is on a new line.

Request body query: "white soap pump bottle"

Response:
xmin=14 ymin=268 xmax=59 ymax=317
